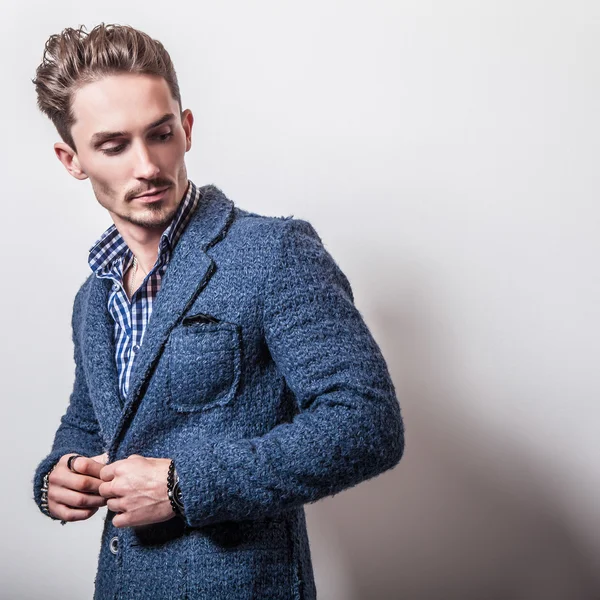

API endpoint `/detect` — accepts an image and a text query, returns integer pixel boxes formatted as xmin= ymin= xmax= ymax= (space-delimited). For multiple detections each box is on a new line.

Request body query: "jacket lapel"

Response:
xmin=80 ymin=185 xmax=235 ymax=457
xmin=81 ymin=276 xmax=123 ymax=449
xmin=109 ymin=185 xmax=235 ymax=456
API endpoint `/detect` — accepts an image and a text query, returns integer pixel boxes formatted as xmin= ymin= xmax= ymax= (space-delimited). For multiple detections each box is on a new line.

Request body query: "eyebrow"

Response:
xmin=90 ymin=113 xmax=176 ymax=148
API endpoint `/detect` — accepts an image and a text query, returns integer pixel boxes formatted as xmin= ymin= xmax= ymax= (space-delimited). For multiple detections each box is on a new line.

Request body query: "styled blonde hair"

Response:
xmin=32 ymin=23 xmax=182 ymax=151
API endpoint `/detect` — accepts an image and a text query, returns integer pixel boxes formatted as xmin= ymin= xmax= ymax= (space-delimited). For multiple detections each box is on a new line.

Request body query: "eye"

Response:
xmin=154 ymin=131 xmax=174 ymax=142
xmin=101 ymin=143 xmax=126 ymax=156
xmin=99 ymin=131 xmax=174 ymax=156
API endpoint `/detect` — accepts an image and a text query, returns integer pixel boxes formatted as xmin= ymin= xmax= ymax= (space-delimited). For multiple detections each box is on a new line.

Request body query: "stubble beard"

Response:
xmin=120 ymin=200 xmax=179 ymax=230
xmin=91 ymin=182 xmax=180 ymax=230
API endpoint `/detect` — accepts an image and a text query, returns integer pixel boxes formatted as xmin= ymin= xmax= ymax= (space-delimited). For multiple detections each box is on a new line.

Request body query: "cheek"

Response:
xmin=95 ymin=178 xmax=119 ymax=196
xmin=87 ymin=161 xmax=128 ymax=190
xmin=162 ymin=134 xmax=187 ymax=166
xmin=89 ymin=173 xmax=127 ymax=204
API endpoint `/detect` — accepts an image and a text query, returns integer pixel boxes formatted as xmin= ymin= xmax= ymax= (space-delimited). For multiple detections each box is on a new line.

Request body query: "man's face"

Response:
xmin=57 ymin=73 xmax=193 ymax=231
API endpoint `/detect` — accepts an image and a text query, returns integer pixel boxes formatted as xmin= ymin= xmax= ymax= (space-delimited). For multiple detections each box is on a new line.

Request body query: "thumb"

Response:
xmin=90 ymin=452 xmax=109 ymax=465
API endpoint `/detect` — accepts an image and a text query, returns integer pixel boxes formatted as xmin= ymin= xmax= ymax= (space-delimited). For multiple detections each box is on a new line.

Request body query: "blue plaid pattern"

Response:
xmin=88 ymin=180 xmax=200 ymax=402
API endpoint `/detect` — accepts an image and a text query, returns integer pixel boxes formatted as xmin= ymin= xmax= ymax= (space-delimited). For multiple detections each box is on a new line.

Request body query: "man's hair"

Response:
xmin=32 ymin=23 xmax=182 ymax=152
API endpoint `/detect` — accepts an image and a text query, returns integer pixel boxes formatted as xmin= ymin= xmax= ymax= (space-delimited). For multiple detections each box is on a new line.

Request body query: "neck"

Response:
xmin=129 ymin=242 xmax=159 ymax=276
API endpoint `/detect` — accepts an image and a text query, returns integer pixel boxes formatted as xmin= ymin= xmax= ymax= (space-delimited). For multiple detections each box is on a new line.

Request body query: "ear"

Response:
xmin=54 ymin=142 xmax=88 ymax=180
xmin=181 ymin=109 xmax=194 ymax=152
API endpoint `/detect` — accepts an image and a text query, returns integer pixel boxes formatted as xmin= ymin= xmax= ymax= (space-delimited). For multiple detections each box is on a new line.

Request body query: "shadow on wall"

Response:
xmin=306 ymin=262 xmax=599 ymax=600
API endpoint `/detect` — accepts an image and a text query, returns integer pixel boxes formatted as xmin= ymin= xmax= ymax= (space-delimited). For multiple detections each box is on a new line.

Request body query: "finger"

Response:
xmin=99 ymin=462 xmax=118 ymax=482
xmin=58 ymin=453 xmax=81 ymax=472
xmin=49 ymin=503 xmax=99 ymax=522
xmin=49 ymin=486 xmax=107 ymax=509
xmin=50 ymin=469 xmax=104 ymax=495
xmin=106 ymin=498 xmax=125 ymax=513
xmin=98 ymin=481 xmax=119 ymax=499
xmin=73 ymin=456 xmax=105 ymax=479
xmin=90 ymin=452 xmax=109 ymax=465
xmin=60 ymin=452 xmax=80 ymax=465
xmin=111 ymin=512 xmax=130 ymax=528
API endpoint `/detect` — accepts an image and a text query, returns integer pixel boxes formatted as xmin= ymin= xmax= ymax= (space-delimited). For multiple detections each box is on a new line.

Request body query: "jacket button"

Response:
xmin=109 ymin=536 xmax=119 ymax=554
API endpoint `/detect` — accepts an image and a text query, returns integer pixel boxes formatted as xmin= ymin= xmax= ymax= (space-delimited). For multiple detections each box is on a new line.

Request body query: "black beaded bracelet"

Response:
xmin=166 ymin=459 xmax=184 ymax=517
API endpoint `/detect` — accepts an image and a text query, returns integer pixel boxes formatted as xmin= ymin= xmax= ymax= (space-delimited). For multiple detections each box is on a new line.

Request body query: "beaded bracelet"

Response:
xmin=40 ymin=462 xmax=64 ymax=524
xmin=166 ymin=459 xmax=185 ymax=518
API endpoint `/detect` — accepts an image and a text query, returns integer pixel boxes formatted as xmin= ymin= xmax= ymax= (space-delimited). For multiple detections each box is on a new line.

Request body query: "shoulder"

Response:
xmin=229 ymin=206 xmax=323 ymax=255
xmin=228 ymin=208 xmax=353 ymax=302
xmin=221 ymin=207 xmax=346 ymax=299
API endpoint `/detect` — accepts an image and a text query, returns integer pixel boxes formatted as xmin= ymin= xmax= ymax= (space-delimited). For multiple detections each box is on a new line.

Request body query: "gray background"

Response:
xmin=2 ymin=1 xmax=599 ymax=598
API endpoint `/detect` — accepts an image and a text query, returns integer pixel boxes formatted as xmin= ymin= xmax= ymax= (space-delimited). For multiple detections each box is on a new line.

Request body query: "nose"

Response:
xmin=132 ymin=140 xmax=160 ymax=180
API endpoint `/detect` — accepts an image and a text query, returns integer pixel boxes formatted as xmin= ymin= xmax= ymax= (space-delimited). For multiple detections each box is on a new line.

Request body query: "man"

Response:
xmin=32 ymin=23 xmax=405 ymax=600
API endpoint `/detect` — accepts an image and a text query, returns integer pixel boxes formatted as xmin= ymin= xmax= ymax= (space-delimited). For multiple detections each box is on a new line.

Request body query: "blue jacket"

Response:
xmin=33 ymin=185 xmax=405 ymax=599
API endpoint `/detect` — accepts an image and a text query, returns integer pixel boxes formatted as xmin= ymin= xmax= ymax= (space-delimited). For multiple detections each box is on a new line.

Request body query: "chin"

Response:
xmin=126 ymin=204 xmax=178 ymax=229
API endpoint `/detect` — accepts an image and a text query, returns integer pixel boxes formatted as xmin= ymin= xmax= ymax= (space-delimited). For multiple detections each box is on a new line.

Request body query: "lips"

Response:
xmin=135 ymin=186 xmax=170 ymax=199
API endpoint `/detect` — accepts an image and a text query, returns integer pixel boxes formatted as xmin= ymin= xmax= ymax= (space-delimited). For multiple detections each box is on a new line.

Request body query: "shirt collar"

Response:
xmin=88 ymin=179 xmax=200 ymax=276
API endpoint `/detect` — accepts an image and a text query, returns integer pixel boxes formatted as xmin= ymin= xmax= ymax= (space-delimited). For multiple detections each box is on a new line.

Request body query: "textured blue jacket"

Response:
xmin=33 ymin=185 xmax=405 ymax=599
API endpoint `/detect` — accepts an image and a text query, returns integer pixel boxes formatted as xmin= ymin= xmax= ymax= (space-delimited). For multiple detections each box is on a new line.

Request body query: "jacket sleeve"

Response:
xmin=172 ymin=217 xmax=405 ymax=528
xmin=32 ymin=284 xmax=105 ymax=518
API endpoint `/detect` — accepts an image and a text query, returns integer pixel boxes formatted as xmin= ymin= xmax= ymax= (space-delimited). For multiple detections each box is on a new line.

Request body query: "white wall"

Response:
xmin=2 ymin=1 xmax=598 ymax=598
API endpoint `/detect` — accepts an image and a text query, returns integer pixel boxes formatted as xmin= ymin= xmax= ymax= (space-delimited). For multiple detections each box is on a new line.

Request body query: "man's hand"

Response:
xmin=98 ymin=455 xmax=174 ymax=528
xmin=47 ymin=452 xmax=109 ymax=522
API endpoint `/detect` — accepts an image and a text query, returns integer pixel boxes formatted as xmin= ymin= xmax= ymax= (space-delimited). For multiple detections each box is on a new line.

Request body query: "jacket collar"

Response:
xmin=80 ymin=184 xmax=235 ymax=453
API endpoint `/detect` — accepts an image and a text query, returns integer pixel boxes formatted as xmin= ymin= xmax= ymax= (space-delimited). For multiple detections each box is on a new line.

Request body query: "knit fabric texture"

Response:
xmin=32 ymin=184 xmax=405 ymax=600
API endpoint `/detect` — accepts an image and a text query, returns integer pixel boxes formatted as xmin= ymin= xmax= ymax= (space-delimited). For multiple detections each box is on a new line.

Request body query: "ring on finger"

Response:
xmin=67 ymin=454 xmax=84 ymax=474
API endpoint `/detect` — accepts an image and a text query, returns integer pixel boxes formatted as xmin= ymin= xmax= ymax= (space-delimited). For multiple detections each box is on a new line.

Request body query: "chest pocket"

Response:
xmin=167 ymin=313 xmax=242 ymax=412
